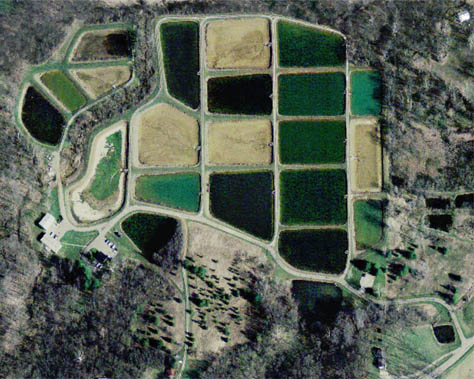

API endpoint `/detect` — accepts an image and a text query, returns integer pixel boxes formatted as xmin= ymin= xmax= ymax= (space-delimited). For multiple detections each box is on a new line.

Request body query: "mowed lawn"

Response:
xmin=135 ymin=173 xmax=200 ymax=212
xmin=353 ymin=200 xmax=384 ymax=249
xmin=279 ymin=121 xmax=345 ymax=164
xmin=87 ymin=131 xmax=122 ymax=201
xmin=350 ymin=71 xmax=382 ymax=115
xmin=40 ymin=70 xmax=87 ymax=112
xmin=277 ymin=20 xmax=345 ymax=67
xmin=384 ymin=325 xmax=460 ymax=377
xmin=278 ymin=73 xmax=345 ymax=116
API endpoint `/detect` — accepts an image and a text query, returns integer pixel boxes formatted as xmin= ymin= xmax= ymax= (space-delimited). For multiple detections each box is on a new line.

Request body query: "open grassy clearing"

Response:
xmin=279 ymin=229 xmax=348 ymax=274
xmin=48 ymin=187 xmax=60 ymax=219
xmin=442 ymin=346 xmax=474 ymax=379
xmin=121 ymin=213 xmax=180 ymax=263
xmin=383 ymin=325 xmax=460 ymax=377
xmin=21 ymin=86 xmax=65 ymax=145
xmin=137 ymin=103 xmax=199 ymax=167
xmin=291 ymin=281 xmax=343 ymax=327
xmin=209 ymin=171 xmax=274 ymax=240
xmin=208 ymin=119 xmax=272 ymax=165
xmin=71 ymin=65 xmax=131 ymax=99
xmin=186 ymin=222 xmax=270 ymax=360
xmin=455 ymin=296 xmax=474 ymax=338
xmin=278 ymin=73 xmax=345 ymax=116
xmin=277 ymin=20 xmax=345 ymax=67
xmin=353 ymin=199 xmax=384 ymax=249
xmin=280 ymin=169 xmax=347 ymax=225
xmin=350 ymin=118 xmax=382 ymax=192
xmin=160 ymin=21 xmax=200 ymax=109
xmin=206 ymin=18 xmax=271 ymax=69
xmin=72 ymin=29 xmax=131 ymax=62
xmin=85 ymin=131 xmax=122 ymax=201
xmin=135 ymin=173 xmax=200 ymax=213
xmin=207 ymin=74 xmax=272 ymax=115
xmin=68 ymin=121 xmax=126 ymax=223
xmin=350 ymin=71 xmax=382 ymax=115
xmin=60 ymin=230 xmax=99 ymax=246
xmin=279 ymin=121 xmax=345 ymax=164
xmin=40 ymin=70 xmax=86 ymax=112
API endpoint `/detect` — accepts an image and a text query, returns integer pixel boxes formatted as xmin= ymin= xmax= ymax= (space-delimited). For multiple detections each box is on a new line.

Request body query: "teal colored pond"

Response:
xmin=350 ymin=71 xmax=382 ymax=115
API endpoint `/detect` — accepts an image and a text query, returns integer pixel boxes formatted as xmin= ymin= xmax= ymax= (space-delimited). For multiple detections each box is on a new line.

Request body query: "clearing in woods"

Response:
xmin=71 ymin=66 xmax=131 ymax=99
xmin=135 ymin=103 xmax=199 ymax=167
xmin=185 ymin=222 xmax=271 ymax=360
xmin=206 ymin=18 xmax=271 ymax=69
xmin=350 ymin=118 xmax=382 ymax=192
xmin=207 ymin=119 xmax=273 ymax=165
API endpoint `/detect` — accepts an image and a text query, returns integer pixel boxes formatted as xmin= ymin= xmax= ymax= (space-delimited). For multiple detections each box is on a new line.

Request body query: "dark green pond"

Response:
xmin=280 ymin=229 xmax=348 ymax=274
xmin=278 ymin=20 xmax=345 ymax=67
xmin=291 ymin=280 xmax=343 ymax=329
xmin=209 ymin=171 xmax=274 ymax=240
xmin=279 ymin=121 xmax=345 ymax=164
xmin=433 ymin=325 xmax=455 ymax=344
xmin=21 ymin=86 xmax=65 ymax=145
xmin=280 ymin=169 xmax=347 ymax=225
xmin=278 ymin=73 xmax=345 ymax=116
xmin=207 ymin=74 xmax=272 ymax=115
xmin=122 ymin=213 xmax=179 ymax=260
xmin=161 ymin=21 xmax=200 ymax=109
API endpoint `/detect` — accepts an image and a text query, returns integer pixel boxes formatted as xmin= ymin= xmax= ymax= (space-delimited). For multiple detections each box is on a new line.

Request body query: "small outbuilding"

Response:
xmin=39 ymin=213 xmax=57 ymax=231
xmin=458 ymin=11 xmax=470 ymax=23
xmin=360 ymin=273 xmax=376 ymax=290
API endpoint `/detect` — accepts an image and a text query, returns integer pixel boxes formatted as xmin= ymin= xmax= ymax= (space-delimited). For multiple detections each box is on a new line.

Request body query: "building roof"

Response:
xmin=40 ymin=233 xmax=62 ymax=254
xmin=458 ymin=11 xmax=470 ymax=23
xmin=39 ymin=213 xmax=57 ymax=231
xmin=360 ymin=273 xmax=376 ymax=289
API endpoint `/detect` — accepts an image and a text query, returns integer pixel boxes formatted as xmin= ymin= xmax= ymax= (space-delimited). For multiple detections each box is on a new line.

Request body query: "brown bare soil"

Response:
xmin=206 ymin=18 xmax=271 ymax=69
xmin=186 ymin=222 xmax=270 ymax=360
xmin=136 ymin=103 xmax=199 ymax=167
xmin=71 ymin=29 xmax=130 ymax=62
xmin=350 ymin=118 xmax=382 ymax=192
xmin=71 ymin=66 xmax=131 ymax=99
xmin=208 ymin=119 xmax=272 ymax=165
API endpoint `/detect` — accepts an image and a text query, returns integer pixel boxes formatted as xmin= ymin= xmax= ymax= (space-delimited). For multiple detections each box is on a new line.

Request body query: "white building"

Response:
xmin=40 ymin=232 xmax=62 ymax=254
xmin=458 ymin=11 xmax=470 ymax=23
xmin=39 ymin=213 xmax=57 ymax=231
xmin=360 ymin=273 xmax=376 ymax=290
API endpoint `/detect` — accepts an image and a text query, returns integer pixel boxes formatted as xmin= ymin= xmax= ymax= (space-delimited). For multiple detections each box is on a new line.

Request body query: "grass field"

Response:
xmin=350 ymin=119 xmax=382 ymax=192
xmin=186 ymin=222 xmax=269 ymax=359
xmin=279 ymin=121 xmax=345 ymax=164
xmin=122 ymin=213 xmax=179 ymax=261
xmin=209 ymin=171 xmax=274 ymax=240
xmin=86 ymin=131 xmax=122 ymax=201
xmin=207 ymin=74 xmax=272 ymax=115
xmin=21 ymin=86 xmax=65 ymax=145
xmin=280 ymin=169 xmax=347 ymax=225
xmin=384 ymin=325 xmax=460 ymax=377
xmin=278 ymin=73 xmax=345 ymax=116
xmin=72 ymin=66 xmax=131 ymax=99
xmin=137 ymin=103 xmax=199 ymax=166
xmin=291 ymin=281 xmax=343 ymax=327
xmin=161 ymin=21 xmax=200 ymax=109
xmin=277 ymin=20 xmax=345 ymax=67
xmin=208 ymin=120 xmax=272 ymax=165
xmin=353 ymin=200 xmax=384 ymax=249
xmin=72 ymin=29 xmax=131 ymax=62
xmin=206 ymin=18 xmax=271 ymax=69
xmin=40 ymin=70 xmax=86 ymax=112
xmin=60 ymin=230 xmax=99 ymax=246
xmin=456 ymin=296 xmax=474 ymax=338
xmin=279 ymin=229 xmax=348 ymax=274
xmin=351 ymin=71 xmax=382 ymax=115
xmin=135 ymin=173 xmax=200 ymax=212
